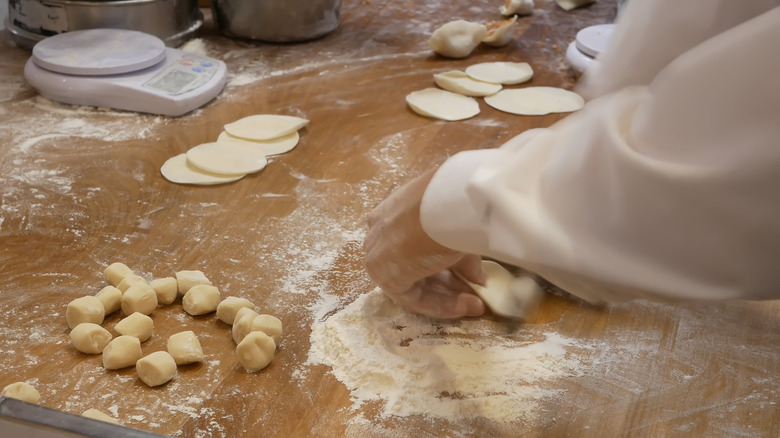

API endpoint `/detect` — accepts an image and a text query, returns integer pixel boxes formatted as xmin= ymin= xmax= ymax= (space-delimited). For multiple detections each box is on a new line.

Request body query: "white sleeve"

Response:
xmin=420 ymin=6 xmax=780 ymax=303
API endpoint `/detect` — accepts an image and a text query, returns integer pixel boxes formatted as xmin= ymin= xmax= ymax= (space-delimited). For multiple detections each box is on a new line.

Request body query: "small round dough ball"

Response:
xmin=175 ymin=270 xmax=211 ymax=295
xmin=250 ymin=314 xmax=283 ymax=344
xmin=121 ymin=284 xmax=158 ymax=316
xmin=102 ymin=335 xmax=143 ymax=370
xmin=104 ymin=262 xmax=134 ymax=287
xmin=66 ymin=296 xmax=105 ymax=329
xmin=236 ymin=331 xmax=276 ymax=372
xmin=70 ymin=323 xmax=113 ymax=354
xmin=136 ymin=351 xmax=177 ymax=387
xmin=1 ymin=382 xmax=40 ymax=404
xmin=167 ymin=331 xmax=204 ymax=365
xmin=182 ymin=285 xmax=220 ymax=316
xmin=95 ymin=285 xmax=122 ymax=315
xmin=116 ymin=274 xmax=147 ymax=293
xmin=232 ymin=308 xmax=259 ymax=344
xmin=82 ymin=408 xmax=119 ymax=424
xmin=114 ymin=312 xmax=154 ymax=342
xmin=149 ymin=277 xmax=178 ymax=306
xmin=216 ymin=297 xmax=255 ymax=325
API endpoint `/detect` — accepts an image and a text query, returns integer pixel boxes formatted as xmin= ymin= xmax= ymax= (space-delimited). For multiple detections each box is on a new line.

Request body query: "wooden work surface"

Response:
xmin=0 ymin=1 xmax=778 ymax=437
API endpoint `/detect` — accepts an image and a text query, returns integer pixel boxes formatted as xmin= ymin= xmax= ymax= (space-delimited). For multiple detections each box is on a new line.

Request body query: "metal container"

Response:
xmin=211 ymin=0 xmax=341 ymax=42
xmin=7 ymin=0 xmax=202 ymax=49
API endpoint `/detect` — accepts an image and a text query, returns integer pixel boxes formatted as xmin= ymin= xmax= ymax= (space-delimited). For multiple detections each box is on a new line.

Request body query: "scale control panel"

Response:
xmin=144 ymin=54 xmax=222 ymax=96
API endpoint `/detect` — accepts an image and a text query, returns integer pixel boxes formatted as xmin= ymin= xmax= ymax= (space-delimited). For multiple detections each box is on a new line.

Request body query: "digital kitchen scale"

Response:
xmin=24 ymin=28 xmax=227 ymax=117
xmin=565 ymin=24 xmax=615 ymax=74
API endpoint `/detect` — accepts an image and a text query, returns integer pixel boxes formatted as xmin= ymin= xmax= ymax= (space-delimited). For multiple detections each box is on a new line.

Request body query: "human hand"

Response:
xmin=364 ymin=169 xmax=486 ymax=318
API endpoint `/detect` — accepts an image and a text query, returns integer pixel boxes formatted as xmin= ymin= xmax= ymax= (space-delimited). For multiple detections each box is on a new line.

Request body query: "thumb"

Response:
xmin=452 ymin=254 xmax=486 ymax=286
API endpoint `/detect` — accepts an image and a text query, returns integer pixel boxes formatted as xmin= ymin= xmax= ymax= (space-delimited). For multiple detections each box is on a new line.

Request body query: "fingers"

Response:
xmin=388 ymin=271 xmax=486 ymax=319
xmin=452 ymin=254 xmax=487 ymax=286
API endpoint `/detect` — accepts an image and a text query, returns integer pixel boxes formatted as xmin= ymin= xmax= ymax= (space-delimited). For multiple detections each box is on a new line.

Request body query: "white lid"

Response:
xmin=575 ymin=24 xmax=615 ymax=58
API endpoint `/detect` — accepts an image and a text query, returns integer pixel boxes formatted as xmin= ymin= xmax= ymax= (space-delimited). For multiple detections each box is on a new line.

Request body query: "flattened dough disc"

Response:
xmin=462 ymin=260 xmax=543 ymax=319
xmin=224 ymin=114 xmax=309 ymax=141
xmin=216 ymin=131 xmax=300 ymax=156
xmin=465 ymin=62 xmax=533 ymax=85
xmin=485 ymin=87 xmax=584 ymax=115
xmin=433 ymin=70 xmax=502 ymax=97
xmin=161 ymin=154 xmax=245 ymax=185
xmin=406 ymin=88 xmax=480 ymax=121
xmin=186 ymin=142 xmax=268 ymax=175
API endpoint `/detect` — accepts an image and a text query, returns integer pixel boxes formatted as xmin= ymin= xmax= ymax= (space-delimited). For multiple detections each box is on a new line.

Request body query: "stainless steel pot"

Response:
xmin=211 ymin=0 xmax=341 ymax=42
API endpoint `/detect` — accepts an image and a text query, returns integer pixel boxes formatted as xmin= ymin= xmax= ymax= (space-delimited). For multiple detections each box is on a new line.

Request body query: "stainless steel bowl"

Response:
xmin=211 ymin=0 xmax=341 ymax=42
xmin=7 ymin=0 xmax=202 ymax=49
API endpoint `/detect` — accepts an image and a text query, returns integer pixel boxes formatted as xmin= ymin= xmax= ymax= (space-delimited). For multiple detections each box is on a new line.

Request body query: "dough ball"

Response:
xmin=166 ymin=331 xmax=204 ymax=365
xmin=236 ymin=331 xmax=276 ymax=373
xmin=136 ymin=351 xmax=177 ymax=387
xmin=216 ymin=296 xmax=255 ymax=325
xmin=161 ymin=153 xmax=246 ymax=186
xmin=121 ymin=284 xmax=158 ymax=316
xmin=95 ymin=285 xmax=122 ymax=315
xmin=406 ymin=88 xmax=480 ymax=121
xmin=1 ymin=382 xmax=40 ymax=404
xmin=500 ymin=0 xmax=534 ymax=15
xmin=182 ymin=284 xmax=221 ymax=316
xmin=223 ymin=114 xmax=309 ymax=141
xmin=103 ymin=262 xmax=133 ymax=287
xmin=66 ymin=296 xmax=105 ymax=329
xmin=232 ymin=308 xmax=259 ymax=344
xmin=114 ymin=312 xmax=154 ymax=342
xmin=250 ymin=314 xmax=283 ymax=344
xmin=175 ymin=270 xmax=211 ymax=295
xmin=149 ymin=277 xmax=178 ymax=306
xmin=82 ymin=408 xmax=119 ymax=424
xmin=70 ymin=323 xmax=113 ymax=354
xmin=483 ymin=17 xmax=517 ymax=47
xmin=428 ymin=20 xmax=487 ymax=59
xmin=102 ymin=335 xmax=143 ymax=370
xmin=116 ymin=274 xmax=147 ymax=293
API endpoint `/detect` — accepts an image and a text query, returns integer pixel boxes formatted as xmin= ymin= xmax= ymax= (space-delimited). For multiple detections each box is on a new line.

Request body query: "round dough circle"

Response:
xmin=433 ymin=70 xmax=502 ymax=97
xmin=186 ymin=142 xmax=268 ymax=176
xmin=216 ymin=131 xmax=300 ymax=157
xmin=485 ymin=87 xmax=585 ymax=115
xmin=161 ymin=154 xmax=245 ymax=186
xmin=406 ymin=88 xmax=480 ymax=121
xmin=465 ymin=62 xmax=534 ymax=85
xmin=224 ymin=114 xmax=309 ymax=141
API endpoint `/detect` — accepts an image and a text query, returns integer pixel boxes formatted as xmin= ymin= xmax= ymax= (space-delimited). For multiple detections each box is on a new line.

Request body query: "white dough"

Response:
xmin=149 ymin=277 xmax=178 ymax=306
xmin=461 ymin=261 xmax=543 ymax=319
xmin=485 ymin=86 xmax=585 ymax=115
xmin=216 ymin=131 xmax=300 ymax=157
xmin=186 ymin=142 xmax=268 ymax=175
xmin=136 ymin=351 xmax=177 ymax=387
xmin=406 ymin=88 xmax=480 ymax=121
xmin=216 ymin=296 xmax=255 ymax=325
xmin=95 ymin=285 xmax=122 ymax=315
xmin=102 ymin=335 xmax=143 ymax=370
xmin=433 ymin=70 xmax=502 ymax=97
xmin=103 ymin=262 xmax=133 ymax=287
xmin=500 ymin=0 xmax=534 ymax=15
xmin=82 ymin=408 xmax=119 ymax=424
xmin=167 ymin=330 xmax=205 ymax=365
xmin=66 ymin=296 xmax=105 ymax=329
xmin=465 ymin=62 xmax=534 ymax=85
xmin=250 ymin=314 xmax=283 ymax=344
xmin=428 ymin=20 xmax=487 ymax=59
xmin=223 ymin=114 xmax=309 ymax=141
xmin=114 ymin=312 xmax=154 ymax=342
xmin=175 ymin=270 xmax=212 ymax=295
xmin=236 ymin=331 xmax=276 ymax=373
xmin=182 ymin=284 xmax=221 ymax=316
xmin=232 ymin=308 xmax=260 ymax=344
xmin=70 ymin=322 xmax=113 ymax=354
xmin=1 ymin=382 xmax=40 ymax=404
xmin=161 ymin=153 xmax=245 ymax=186
xmin=121 ymin=284 xmax=158 ymax=316
xmin=482 ymin=17 xmax=517 ymax=47
xmin=556 ymin=0 xmax=595 ymax=11
xmin=116 ymin=274 xmax=147 ymax=293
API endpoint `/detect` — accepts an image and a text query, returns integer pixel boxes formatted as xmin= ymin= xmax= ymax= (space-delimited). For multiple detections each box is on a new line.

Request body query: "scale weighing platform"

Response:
xmin=24 ymin=29 xmax=227 ymax=117
xmin=565 ymin=24 xmax=615 ymax=74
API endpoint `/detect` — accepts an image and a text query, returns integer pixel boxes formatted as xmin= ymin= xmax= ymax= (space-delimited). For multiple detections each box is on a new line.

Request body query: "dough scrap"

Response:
xmin=433 ymin=70 xmax=502 ymax=97
xmin=167 ymin=330 xmax=205 ymax=365
xmin=149 ymin=277 xmax=178 ymax=306
xmin=182 ymin=284 xmax=221 ymax=316
xmin=114 ymin=312 xmax=154 ymax=342
xmin=236 ymin=331 xmax=276 ymax=373
xmin=428 ymin=20 xmax=487 ymax=59
xmin=82 ymin=408 xmax=119 ymax=424
xmin=556 ymin=0 xmax=595 ymax=11
xmin=461 ymin=261 xmax=543 ymax=319
xmin=136 ymin=351 xmax=177 ymax=387
xmin=224 ymin=114 xmax=309 ymax=141
xmin=102 ymin=335 xmax=143 ymax=370
xmin=116 ymin=274 xmax=147 ymax=293
xmin=121 ymin=284 xmax=158 ymax=316
xmin=1 ymin=382 xmax=40 ymax=404
xmin=104 ymin=262 xmax=133 ymax=287
xmin=161 ymin=153 xmax=245 ymax=186
xmin=66 ymin=296 xmax=105 ymax=329
xmin=95 ymin=286 xmax=122 ymax=315
xmin=186 ymin=142 xmax=268 ymax=175
xmin=482 ymin=17 xmax=517 ymax=47
xmin=216 ymin=296 xmax=255 ymax=325
xmin=175 ymin=270 xmax=212 ymax=295
xmin=485 ymin=86 xmax=584 ymax=115
xmin=216 ymin=131 xmax=300 ymax=157
xmin=500 ymin=0 xmax=534 ymax=15
xmin=250 ymin=314 xmax=283 ymax=344
xmin=70 ymin=322 xmax=113 ymax=354
xmin=465 ymin=61 xmax=533 ymax=85
xmin=406 ymin=88 xmax=480 ymax=121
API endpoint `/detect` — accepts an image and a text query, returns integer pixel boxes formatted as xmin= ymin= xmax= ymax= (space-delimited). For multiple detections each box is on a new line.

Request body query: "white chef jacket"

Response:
xmin=420 ymin=0 xmax=780 ymax=302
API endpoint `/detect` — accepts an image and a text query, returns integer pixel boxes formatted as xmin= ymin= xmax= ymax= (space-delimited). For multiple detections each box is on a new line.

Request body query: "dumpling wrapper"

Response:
xmin=161 ymin=154 xmax=245 ymax=186
xmin=433 ymin=70 xmax=502 ymax=97
xmin=465 ymin=62 xmax=533 ymax=85
xmin=556 ymin=0 xmax=595 ymax=11
xmin=428 ymin=20 xmax=487 ymax=59
xmin=461 ymin=261 xmax=543 ymax=319
xmin=406 ymin=88 xmax=480 ymax=121
xmin=485 ymin=87 xmax=584 ymax=115
xmin=224 ymin=114 xmax=309 ymax=141
xmin=216 ymin=131 xmax=300 ymax=157
xmin=482 ymin=16 xmax=517 ymax=47
xmin=186 ymin=142 xmax=268 ymax=175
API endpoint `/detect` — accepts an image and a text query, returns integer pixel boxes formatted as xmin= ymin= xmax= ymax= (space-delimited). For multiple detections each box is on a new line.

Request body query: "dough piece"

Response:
xmin=406 ymin=88 xmax=480 ymax=121
xmin=116 ymin=274 xmax=147 ymax=293
xmin=232 ymin=308 xmax=259 ymax=344
xmin=175 ymin=270 xmax=212 ymax=295
xmin=223 ymin=114 xmax=309 ymax=141
xmin=114 ymin=312 xmax=154 ymax=342
xmin=556 ymin=0 xmax=595 ymax=11
xmin=82 ymin=408 xmax=119 ymax=424
xmin=102 ymin=335 xmax=143 ymax=370
xmin=236 ymin=331 xmax=276 ymax=373
xmin=482 ymin=17 xmax=517 ymax=47
xmin=433 ymin=70 xmax=502 ymax=97
xmin=216 ymin=131 xmax=300 ymax=157
xmin=216 ymin=296 xmax=255 ymax=325
xmin=104 ymin=262 xmax=133 ymax=287
xmin=161 ymin=154 xmax=245 ymax=186
xmin=250 ymin=314 xmax=283 ymax=344
xmin=428 ymin=20 xmax=487 ymax=59
xmin=461 ymin=261 xmax=543 ymax=319
xmin=136 ymin=351 xmax=177 ymax=387
xmin=66 ymin=296 xmax=105 ymax=329
xmin=95 ymin=285 xmax=122 ymax=315
xmin=149 ymin=277 xmax=178 ymax=306
xmin=2 ymin=382 xmax=41 ymax=404
xmin=465 ymin=62 xmax=533 ymax=85
xmin=186 ymin=142 xmax=268 ymax=175
xmin=70 ymin=322 xmax=113 ymax=354
xmin=485 ymin=86 xmax=585 ymax=115
xmin=182 ymin=284 xmax=221 ymax=316
xmin=167 ymin=330 xmax=204 ymax=365
xmin=121 ymin=284 xmax=158 ymax=316
xmin=500 ymin=0 xmax=534 ymax=15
